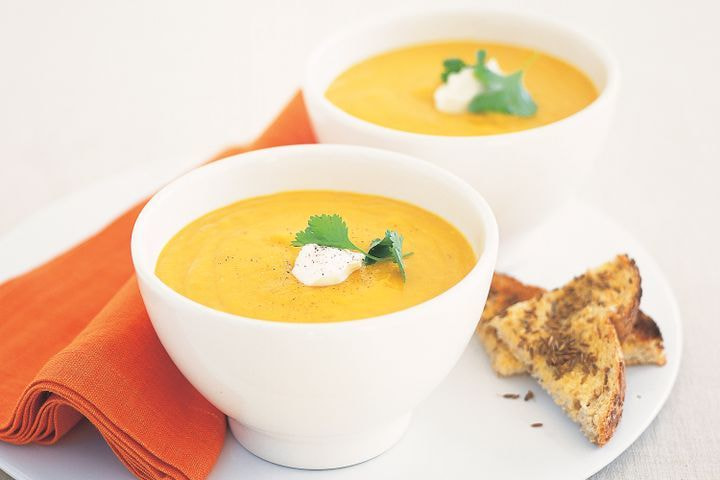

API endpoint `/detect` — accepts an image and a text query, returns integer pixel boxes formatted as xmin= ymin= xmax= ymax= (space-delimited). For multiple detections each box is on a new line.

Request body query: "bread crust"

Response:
xmin=596 ymin=358 xmax=626 ymax=446
xmin=622 ymin=311 xmax=667 ymax=366
xmin=632 ymin=311 xmax=664 ymax=341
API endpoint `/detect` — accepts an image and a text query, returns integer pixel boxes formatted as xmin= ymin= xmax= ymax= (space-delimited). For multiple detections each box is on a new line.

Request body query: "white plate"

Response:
xmin=0 ymin=167 xmax=681 ymax=480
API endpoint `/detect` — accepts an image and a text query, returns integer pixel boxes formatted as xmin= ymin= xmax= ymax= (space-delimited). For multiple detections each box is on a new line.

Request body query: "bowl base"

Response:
xmin=229 ymin=413 xmax=412 ymax=470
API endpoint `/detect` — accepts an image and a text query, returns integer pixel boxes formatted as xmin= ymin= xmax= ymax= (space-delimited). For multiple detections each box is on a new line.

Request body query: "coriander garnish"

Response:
xmin=440 ymin=58 xmax=467 ymax=83
xmin=440 ymin=50 xmax=537 ymax=117
xmin=365 ymin=230 xmax=407 ymax=281
xmin=292 ymin=213 xmax=362 ymax=252
xmin=292 ymin=214 xmax=410 ymax=281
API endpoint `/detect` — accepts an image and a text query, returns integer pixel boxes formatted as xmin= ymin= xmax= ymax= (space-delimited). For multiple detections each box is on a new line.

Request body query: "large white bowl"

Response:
xmin=304 ymin=8 xmax=619 ymax=240
xmin=131 ymin=144 xmax=498 ymax=469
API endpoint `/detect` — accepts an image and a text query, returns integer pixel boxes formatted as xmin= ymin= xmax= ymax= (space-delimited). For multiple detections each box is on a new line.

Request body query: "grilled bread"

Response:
xmin=477 ymin=273 xmax=544 ymax=375
xmin=622 ymin=311 xmax=667 ymax=366
xmin=489 ymin=298 xmax=626 ymax=445
xmin=558 ymin=254 xmax=642 ymax=340
xmin=477 ymin=257 xmax=664 ymax=375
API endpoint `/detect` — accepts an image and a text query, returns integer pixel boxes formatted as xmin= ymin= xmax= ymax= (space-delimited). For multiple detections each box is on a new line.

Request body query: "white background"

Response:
xmin=1 ymin=0 xmax=718 ymax=478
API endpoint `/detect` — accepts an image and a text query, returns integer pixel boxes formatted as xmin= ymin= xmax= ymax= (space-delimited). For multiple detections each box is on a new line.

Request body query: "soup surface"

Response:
xmin=155 ymin=191 xmax=477 ymax=323
xmin=325 ymin=41 xmax=598 ymax=136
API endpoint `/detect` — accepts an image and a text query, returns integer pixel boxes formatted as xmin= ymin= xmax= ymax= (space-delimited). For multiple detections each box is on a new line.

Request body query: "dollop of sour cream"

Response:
xmin=433 ymin=59 xmax=502 ymax=114
xmin=291 ymin=244 xmax=365 ymax=286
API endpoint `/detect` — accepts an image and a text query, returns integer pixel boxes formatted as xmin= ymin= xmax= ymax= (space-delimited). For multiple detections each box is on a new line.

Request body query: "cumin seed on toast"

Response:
xmin=477 ymin=256 xmax=665 ymax=375
xmin=548 ymin=254 xmax=642 ymax=340
xmin=489 ymin=299 xmax=626 ymax=445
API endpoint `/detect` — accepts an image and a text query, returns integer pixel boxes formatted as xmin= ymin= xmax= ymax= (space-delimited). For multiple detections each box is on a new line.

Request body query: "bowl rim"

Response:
xmin=131 ymin=144 xmax=499 ymax=331
xmin=303 ymin=6 xmax=620 ymax=142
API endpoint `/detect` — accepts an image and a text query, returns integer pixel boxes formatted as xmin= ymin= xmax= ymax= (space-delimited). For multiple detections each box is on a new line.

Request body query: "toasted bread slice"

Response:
xmin=479 ymin=307 xmax=666 ymax=376
xmin=489 ymin=299 xmax=626 ymax=445
xmin=478 ymin=256 xmax=660 ymax=375
xmin=476 ymin=273 xmax=543 ymax=375
xmin=556 ymin=254 xmax=641 ymax=340
xmin=622 ymin=311 xmax=666 ymax=366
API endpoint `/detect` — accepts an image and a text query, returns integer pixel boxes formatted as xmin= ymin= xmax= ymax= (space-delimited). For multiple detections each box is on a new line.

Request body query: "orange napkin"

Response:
xmin=0 ymin=92 xmax=317 ymax=479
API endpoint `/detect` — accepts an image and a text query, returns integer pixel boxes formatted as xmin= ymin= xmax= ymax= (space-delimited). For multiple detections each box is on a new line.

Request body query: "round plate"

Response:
xmin=0 ymin=168 xmax=681 ymax=480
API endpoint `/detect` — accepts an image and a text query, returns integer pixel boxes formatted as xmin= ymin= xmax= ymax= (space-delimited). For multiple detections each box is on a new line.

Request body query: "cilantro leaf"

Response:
xmin=365 ymin=235 xmax=393 ymax=265
xmin=470 ymin=70 xmax=537 ymax=116
xmin=292 ymin=214 xmax=362 ymax=252
xmin=472 ymin=58 xmax=506 ymax=91
xmin=440 ymin=49 xmax=537 ymax=117
xmin=364 ymin=230 xmax=407 ymax=281
xmin=441 ymin=58 xmax=466 ymax=83
xmin=386 ymin=230 xmax=406 ymax=282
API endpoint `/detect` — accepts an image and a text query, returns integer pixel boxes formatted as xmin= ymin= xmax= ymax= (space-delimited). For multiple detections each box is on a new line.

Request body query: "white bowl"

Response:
xmin=131 ymin=144 xmax=498 ymax=469
xmin=304 ymin=8 xmax=619 ymax=240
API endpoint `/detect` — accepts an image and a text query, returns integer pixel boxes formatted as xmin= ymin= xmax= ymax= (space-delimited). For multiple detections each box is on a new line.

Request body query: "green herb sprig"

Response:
xmin=292 ymin=214 xmax=410 ymax=281
xmin=440 ymin=50 xmax=537 ymax=117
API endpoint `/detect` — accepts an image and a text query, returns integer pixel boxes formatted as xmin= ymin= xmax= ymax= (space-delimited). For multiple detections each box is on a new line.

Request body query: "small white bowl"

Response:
xmin=131 ymin=144 xmax=498 ymax=469
xmin=304 ymin=8 xmax=619 ymax=240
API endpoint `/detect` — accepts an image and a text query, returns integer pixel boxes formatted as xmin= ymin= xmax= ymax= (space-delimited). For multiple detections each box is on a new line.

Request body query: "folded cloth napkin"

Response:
xmin=0 ymin=92 xmax=316 ymax=480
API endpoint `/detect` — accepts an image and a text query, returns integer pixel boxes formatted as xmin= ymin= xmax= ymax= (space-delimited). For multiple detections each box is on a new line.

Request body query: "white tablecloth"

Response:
xmin=1 ymin=1 xmax=718 ymax=478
